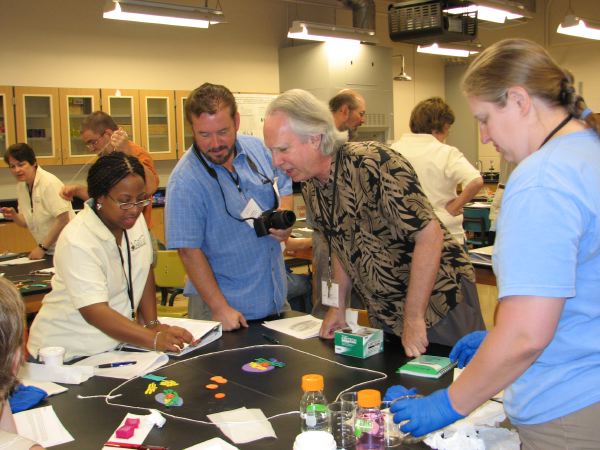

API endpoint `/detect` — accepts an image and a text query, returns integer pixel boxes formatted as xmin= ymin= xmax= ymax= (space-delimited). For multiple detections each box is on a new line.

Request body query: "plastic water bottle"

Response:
xmin=299 ymin=374 xmax=330 ymax=432
xmin=355 ymin=389 xmax=384 ymax=450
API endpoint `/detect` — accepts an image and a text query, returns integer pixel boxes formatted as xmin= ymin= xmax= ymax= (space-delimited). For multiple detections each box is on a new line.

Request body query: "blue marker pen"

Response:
xmin=96 ymin=361 xmax=137 ymax=368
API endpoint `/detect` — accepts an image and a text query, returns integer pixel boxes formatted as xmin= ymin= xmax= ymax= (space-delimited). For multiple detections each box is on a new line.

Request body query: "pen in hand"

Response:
xmin=96 ymin=361 xmax=137 ymax=369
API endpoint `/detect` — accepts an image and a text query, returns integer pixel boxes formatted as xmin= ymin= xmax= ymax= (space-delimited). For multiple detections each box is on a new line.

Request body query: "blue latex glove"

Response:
xmin=449 ymin=330 xmax=488 ymax=368
xmin=8 ymin=384 xmax=48 ymax=413
xmin=391 ymin=388 xmax=465 ymax=437
xmin=383 ymin=385 xmax=418 ymax=401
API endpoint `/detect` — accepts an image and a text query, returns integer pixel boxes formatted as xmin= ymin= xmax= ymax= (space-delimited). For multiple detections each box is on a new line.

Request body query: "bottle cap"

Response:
xmin=301 ymin=374 xmax=324 ymax=392
xmin=357 ymin=389 xmax=381 ymax=408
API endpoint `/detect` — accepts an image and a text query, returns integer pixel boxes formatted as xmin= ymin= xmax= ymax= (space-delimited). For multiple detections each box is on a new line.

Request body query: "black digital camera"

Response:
xmin=254 ymin=209 xmax=296 ymax=237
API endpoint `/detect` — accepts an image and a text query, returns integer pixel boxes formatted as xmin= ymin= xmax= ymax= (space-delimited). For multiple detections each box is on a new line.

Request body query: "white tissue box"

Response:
xmin=334 ymin=326 xmax=383 ymax=359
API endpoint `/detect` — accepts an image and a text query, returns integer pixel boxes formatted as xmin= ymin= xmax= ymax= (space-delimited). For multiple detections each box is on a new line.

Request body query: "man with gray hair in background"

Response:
xmin=263 ymin=89 xmax=485 ymax=357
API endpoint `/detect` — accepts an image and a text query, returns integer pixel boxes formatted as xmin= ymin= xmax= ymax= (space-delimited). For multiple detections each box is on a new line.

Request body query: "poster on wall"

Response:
xmin=234 ymin=93 xmax=278 ymax=140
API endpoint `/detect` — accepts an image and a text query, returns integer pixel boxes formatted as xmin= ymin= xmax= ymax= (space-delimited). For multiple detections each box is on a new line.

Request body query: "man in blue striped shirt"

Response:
xmin=166 ymin=83 xmax=293 ymax=330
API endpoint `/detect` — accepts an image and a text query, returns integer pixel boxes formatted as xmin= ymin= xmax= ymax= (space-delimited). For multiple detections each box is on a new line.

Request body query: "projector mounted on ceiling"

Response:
xmin=388 ymin=0 xmax=478 ymax=44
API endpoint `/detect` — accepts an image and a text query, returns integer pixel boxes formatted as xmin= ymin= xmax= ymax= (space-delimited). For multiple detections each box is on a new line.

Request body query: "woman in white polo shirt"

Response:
xmin=27 ymin=152 xmax=193 ymax=361
xmin=1 ymin=143 xmax=74 ymax=259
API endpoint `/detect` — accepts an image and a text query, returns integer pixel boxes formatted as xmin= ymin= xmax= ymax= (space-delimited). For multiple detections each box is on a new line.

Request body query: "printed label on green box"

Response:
xmin=334 ymin=327 xmax=383 ymax=359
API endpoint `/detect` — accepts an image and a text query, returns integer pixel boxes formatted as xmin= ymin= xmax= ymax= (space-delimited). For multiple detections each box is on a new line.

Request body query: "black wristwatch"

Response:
xmin=38 ymin=243 xmax=49 ymax=252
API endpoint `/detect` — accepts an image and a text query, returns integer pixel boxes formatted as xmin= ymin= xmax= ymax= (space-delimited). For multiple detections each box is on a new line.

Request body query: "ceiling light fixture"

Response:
xmin=393 ymin=55 xmax=412 ymax=81
xmin=556 ymin=1 xmax=600 ymax=41
xmin=417 ymin=43 xmax=480 ymax=58
xmin=444 ymin=4 xmax=523 ymax=23
xmin=103 ymin=0 xmax=225 ymax=29
xmin=287 ymin=20 xmax=378 ymax=45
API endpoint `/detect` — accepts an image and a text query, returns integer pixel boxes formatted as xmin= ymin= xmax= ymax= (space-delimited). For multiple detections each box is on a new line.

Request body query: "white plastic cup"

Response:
xmin=39 ymin=346 xmax=65 ymax=366
xmin=293 ymin=430 xmax=337 ymax=450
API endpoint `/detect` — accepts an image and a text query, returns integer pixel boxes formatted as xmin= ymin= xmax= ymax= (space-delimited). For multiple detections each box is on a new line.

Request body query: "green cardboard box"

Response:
xmin=334 ymin=326 xmax=384 ymax=359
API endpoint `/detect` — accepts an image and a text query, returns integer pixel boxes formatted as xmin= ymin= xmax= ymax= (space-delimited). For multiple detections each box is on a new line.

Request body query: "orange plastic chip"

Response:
xmin=210 ymin=376 xmax=228 ymax=384
xmin=205 ymin=384 xmax=219 ymax=390
xmin=214 ymin=393 xmax=226 ymax=399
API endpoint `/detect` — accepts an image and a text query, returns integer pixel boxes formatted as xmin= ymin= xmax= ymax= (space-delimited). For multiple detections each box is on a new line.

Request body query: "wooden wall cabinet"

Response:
xmin=175 ymin=90 xmax=192 ymax=158
xmin=14 ymin=87 xmax=62 ymax=165
xmin=59 ymin=88 xmax=101 ymax=165
xmin=140 ymin=90 xmax=177 ymax=160
xmin=0 ymin=221 xmax=36 ymax=253
xmin=0 ymin=86 xmax=16 ymax=168
xmin=101 ymin=88 xmax=142 ymax=144
xmin=151 ymin=207 xmax=165 ymax=245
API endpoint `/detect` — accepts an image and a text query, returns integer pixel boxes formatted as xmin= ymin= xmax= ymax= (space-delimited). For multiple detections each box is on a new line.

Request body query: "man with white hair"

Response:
xmin=263 ymin=89 xmax=485 ymax=357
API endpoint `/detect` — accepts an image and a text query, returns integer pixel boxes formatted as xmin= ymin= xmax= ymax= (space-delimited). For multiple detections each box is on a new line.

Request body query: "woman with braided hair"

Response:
xmin=389 ymin=38 xmax=600 ymax=449
xmin=27 ymin=152 xmax=193 ymax=361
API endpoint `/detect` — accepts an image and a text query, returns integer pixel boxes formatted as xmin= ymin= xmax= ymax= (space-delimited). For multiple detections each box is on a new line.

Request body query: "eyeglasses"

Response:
xmin=84 ymin=131 xmax=107 ymax=149
xmin=108 ymin=195 xmax=152 ymax=210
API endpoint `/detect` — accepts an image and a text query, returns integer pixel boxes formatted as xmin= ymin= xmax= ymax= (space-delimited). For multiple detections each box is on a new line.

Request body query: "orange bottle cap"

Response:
xmin=301 ymin=374 xmax=324 ymax=392
xmin=357 ymin=389 xmax=381 ymax=408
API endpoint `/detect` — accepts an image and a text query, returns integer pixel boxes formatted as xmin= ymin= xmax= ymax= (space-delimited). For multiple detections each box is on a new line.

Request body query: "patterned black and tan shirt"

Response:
xmin=302 ymin=141 xmax=475 ymax=336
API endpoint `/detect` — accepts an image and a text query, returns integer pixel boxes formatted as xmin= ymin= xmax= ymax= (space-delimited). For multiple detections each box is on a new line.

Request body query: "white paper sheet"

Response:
xmin=207 ymin=407 xmax=276 ymax=444
xmin=0 ymin=256 xmax=37 ymax=266
xmin=73 ymin=350 xmax=169 ymax=379
xmin=262 ymin=315 xmax=322 ymax=339
xmin=14 ymin=405 xmax=74 ymax=447
xmin=184 ymin=437 xmax=239 ymax=450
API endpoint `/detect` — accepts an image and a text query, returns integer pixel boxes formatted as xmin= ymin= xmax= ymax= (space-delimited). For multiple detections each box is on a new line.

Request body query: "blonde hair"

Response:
xmin=462 ymin=38 xmax=599 ymax=135
xmin=0 ymin=277 xmax=25 ymax=400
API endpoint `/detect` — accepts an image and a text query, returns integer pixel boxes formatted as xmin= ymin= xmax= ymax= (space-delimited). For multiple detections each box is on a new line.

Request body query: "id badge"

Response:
xmin=241 ymin=198 xmax=262 ymax=229
xmin=321 ymin=280 xmax=340 ymax=308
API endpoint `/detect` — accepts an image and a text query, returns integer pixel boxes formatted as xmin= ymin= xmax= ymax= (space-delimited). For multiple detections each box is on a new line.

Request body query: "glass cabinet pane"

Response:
xmin=0 ymin=94 xmax=6 ymax=155
xmin=24 ymin=95 xmax=54 ymax=157
xmin=181 ymin=98 xmax=193 ymax=151
xmin=146 ymin=97 xmax=170 ymax=152
xmin=109 ymin=96 xmax=135 ymax=139
xmin=67 ymin=95 xmax=94 ymax=156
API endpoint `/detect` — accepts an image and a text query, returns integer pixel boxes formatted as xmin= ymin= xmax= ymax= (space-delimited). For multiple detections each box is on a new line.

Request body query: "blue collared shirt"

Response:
xmin=165 ymin=135 xmax=292 ymax=320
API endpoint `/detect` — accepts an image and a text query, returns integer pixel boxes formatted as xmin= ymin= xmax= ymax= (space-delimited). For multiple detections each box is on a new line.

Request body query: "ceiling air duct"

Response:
xmin=342 ymin=0 xmax=376 ymax=30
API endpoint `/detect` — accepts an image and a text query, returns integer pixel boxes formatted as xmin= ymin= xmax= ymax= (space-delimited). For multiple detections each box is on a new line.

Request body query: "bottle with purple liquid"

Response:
xmin=354 ymin=389 xmax=384 ymax=450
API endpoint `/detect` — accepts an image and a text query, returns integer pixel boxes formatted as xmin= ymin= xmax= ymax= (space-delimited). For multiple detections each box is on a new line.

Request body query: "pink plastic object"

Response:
xmin=116 ymin=425 xmax=135 ymax=439
xmin=125 ymin=418 xmax=140 ymax=428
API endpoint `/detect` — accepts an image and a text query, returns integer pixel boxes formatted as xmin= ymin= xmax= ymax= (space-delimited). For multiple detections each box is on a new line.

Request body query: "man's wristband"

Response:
xmin=38 ymin=243 xmax=48 ymax=252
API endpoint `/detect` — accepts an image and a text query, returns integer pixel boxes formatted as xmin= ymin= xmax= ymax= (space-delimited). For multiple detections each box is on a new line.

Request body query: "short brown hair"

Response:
xmin=81 ymin=111 xmax=119 ymax=135
xmin=409 ymin=97 xmax=455 ymax=134
xmin=0 ymin=277 xmax=25 ymax=400
xmin=185 ymin=83 xmax=237 ymax=125
xmin=328 ymin=89 xmax=362 ymax=113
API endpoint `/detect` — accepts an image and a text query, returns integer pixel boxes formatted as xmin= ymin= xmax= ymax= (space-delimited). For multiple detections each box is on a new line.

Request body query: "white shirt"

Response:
xmin=27 ymin=201 xmax=153 ymax=361
xmin=16 ymin=166 xmax=74 ymax=253
xmin=392 ymin=133 xmax=481 ymax=243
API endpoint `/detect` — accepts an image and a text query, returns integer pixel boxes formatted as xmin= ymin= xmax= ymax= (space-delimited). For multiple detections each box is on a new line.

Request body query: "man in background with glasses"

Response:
xmin=60 ymin=111 xmax=159 ymax=228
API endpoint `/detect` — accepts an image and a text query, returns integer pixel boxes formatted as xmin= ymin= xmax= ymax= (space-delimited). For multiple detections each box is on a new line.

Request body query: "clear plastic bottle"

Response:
xmin=355 ymin=389 xmax=384 ymax=450
xmin=299 ymin=374 xmax=330 ymax=432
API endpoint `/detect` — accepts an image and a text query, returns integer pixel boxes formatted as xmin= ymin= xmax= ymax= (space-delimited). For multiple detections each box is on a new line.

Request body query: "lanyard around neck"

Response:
xmin=325 ymin=151 xmax=342 ymax=284
xmin=539 ymin=114 xmax=572 ymax=149
xmin=116 ymin=230 xmax=134 ymax=319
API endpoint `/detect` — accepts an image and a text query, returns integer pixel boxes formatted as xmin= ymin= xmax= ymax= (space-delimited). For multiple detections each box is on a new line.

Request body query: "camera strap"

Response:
xmin=191 ymin=142 xmax=278 ymax=220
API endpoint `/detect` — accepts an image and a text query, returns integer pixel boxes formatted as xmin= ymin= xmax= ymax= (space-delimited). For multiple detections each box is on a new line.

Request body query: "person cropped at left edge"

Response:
xmin=27 ymin=152 xmax=193 ymax=362
xmin=165 ymin=83 xmax=294 ymax=331
xmin=1 ymin=143 xmax=74 ymax=260
xmin=263 ymin=89 xmax=485 ymax=357
xmin=0 ymin=278 xmax=44 ymax=449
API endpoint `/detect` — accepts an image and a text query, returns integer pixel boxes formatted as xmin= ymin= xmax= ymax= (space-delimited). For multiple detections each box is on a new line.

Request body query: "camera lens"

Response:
xmin=271 ymin=210 xmax=296 ymax=229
